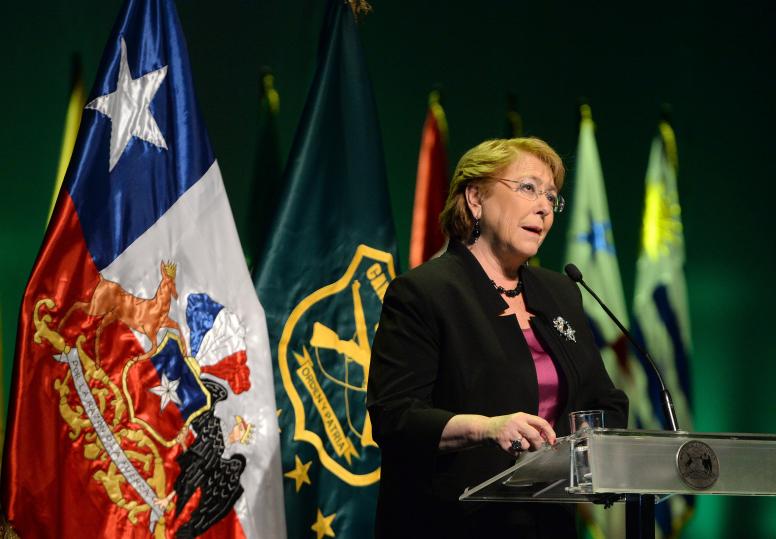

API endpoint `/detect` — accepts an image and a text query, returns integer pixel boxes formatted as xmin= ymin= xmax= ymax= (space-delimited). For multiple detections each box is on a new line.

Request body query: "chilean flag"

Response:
xmin=0 ymin=0 xmax=285 ymax=537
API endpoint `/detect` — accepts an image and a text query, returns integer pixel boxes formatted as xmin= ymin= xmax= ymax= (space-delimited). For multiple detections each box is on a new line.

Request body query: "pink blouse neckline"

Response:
xmin=522 ymin=326 xmax=563 ymax=426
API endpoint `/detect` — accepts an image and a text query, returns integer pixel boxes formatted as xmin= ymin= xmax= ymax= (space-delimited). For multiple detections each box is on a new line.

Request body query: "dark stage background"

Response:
xmin=2 ymin=1 xmax=775 ymax=536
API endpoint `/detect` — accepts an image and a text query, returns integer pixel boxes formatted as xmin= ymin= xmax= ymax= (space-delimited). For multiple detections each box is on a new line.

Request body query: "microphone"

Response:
xmin=564 ymin=263 xmax=680 ymax=432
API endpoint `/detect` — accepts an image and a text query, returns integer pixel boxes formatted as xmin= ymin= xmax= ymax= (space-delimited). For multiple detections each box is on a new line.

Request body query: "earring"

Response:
xmin=469 ymin=218 xmax=481 ymax=244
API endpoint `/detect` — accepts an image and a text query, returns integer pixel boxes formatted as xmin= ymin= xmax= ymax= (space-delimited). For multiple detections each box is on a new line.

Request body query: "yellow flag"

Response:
xmin=47 ymin=56 xmax=86 ymax=225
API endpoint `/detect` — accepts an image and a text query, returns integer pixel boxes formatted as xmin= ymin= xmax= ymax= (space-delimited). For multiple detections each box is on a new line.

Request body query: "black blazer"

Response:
xmin=367 ymin=241 xmax=628 ymax=538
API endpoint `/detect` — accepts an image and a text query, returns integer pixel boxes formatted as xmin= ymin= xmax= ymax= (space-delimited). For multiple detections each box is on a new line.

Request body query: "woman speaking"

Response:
xmin=367 ymin=137 xmax=628 ymax=538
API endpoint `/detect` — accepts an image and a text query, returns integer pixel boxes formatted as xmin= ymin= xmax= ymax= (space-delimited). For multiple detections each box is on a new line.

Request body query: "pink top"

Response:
xmin=522 ymin=326 xmax=563 ymax=426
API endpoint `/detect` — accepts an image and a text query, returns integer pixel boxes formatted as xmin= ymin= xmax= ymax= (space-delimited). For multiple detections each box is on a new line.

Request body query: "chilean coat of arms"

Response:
xmin=33 ymin=261 xmax=254 ymax=537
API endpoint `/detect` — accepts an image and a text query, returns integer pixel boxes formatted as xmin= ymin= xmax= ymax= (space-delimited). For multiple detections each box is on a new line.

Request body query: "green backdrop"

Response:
xmin=2 ymin=1 xmax=775 ymax=536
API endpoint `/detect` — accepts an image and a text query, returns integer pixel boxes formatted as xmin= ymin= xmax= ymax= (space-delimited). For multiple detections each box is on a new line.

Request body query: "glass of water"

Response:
xmin=569 ymin=410 xmax=604 ymax=492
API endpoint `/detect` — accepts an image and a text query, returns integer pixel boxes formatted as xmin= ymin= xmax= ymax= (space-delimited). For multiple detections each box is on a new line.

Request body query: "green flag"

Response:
xmin=633 ymin=119 xmax=694 ymax=535
xmin=244 ymin=70 xmax=282 ymax=272
xmin=254 ymin=2 xmax=396 ymax=538
xmin=564 ymin=105 xmax=628 ymax=331
xmin=564 ymin=104 xmax=660 ymax=430
xmin=564 ymin=104 xmax=660 ymax=537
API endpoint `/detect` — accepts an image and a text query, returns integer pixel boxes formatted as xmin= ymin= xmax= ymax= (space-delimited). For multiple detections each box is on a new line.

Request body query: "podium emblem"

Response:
xmin=676 ymin=440 xmax=719 ymax=489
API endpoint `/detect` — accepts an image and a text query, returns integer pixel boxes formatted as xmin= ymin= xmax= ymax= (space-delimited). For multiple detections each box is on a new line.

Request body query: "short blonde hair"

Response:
xmin=439 ymin=137 xmax=565 ymax=243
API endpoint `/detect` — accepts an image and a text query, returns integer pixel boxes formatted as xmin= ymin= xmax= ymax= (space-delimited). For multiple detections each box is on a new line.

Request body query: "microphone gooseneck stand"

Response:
xmin=564 ymin=263 xmax=680 ymax=539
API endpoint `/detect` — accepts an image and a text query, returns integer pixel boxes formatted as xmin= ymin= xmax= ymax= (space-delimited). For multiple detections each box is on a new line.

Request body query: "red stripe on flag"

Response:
xmin=2 ymin=193 xmax=127 ymax=536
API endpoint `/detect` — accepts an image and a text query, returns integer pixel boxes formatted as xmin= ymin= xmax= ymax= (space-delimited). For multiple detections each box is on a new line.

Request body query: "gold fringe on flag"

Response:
xmin=0 ymin=510 xmax=20 ymax=539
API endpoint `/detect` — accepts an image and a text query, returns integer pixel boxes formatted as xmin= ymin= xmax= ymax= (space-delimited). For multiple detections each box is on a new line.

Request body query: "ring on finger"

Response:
xmin=510 ymin=438 xmax=523 ymax=452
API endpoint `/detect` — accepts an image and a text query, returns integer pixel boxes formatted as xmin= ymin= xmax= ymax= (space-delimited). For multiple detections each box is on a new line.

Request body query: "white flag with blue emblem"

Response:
xmin=564 ymin=104 xmax=661 ymax=430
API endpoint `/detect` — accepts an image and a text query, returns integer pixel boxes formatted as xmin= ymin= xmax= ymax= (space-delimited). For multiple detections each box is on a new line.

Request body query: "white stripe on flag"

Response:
xmin=102 ymin=161 xmax=286 ymax=538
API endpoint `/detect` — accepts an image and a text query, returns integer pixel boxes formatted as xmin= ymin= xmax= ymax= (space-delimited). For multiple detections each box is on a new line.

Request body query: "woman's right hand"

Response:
xmin=485 ymin=412 xmax=556 ymax=454
xmin=438 ymin=412 xmax=556 ymax=453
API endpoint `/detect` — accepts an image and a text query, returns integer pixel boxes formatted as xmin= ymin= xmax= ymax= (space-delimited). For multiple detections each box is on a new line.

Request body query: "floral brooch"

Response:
xmin=553 ymin=316 xmax=576 ymax=343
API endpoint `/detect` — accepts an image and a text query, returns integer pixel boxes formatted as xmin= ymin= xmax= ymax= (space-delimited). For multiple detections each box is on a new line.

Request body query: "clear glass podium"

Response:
xmin=460 ymin=429 xmax=776 ymax=538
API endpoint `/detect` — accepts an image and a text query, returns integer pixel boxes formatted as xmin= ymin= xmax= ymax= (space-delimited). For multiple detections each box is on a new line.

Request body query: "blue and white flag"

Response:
xmin=633 ymin=119 xmax=694 ymax=537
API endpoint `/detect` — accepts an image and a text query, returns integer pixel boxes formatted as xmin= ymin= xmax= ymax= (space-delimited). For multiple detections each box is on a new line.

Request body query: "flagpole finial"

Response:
xmin=347 ymin=0 xmax=373 ymax=19
xmin=506 ymin=93 xmax=524 ymax=138
xmin=428 ymin=87 xmax=449 ymax=145
xmin=70 ymin=53 xmax=83 ymax=87
xmin=658 ymin=103 xmax=678 ymax=170
xmin=660 ymin=103 xmax=673 ymax=124
xmin=580 ymin=103 xmax=593 ymax=121
xmin=260 ymin=69 xmax=280 ymax=114
xmin=658 ymin=123 xmax=679 ymax=173
xmin=428 ymin=87 xmax=442 ymax=106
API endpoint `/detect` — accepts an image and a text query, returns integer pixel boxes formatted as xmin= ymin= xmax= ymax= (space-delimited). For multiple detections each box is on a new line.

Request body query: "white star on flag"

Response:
xmin=148 ymin=373 xmax=183 ymax=412
xmin=86 ymin=36 xmax=168 ymax=171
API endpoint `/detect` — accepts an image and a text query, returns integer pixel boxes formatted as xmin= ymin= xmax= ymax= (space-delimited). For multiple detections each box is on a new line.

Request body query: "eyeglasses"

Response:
xmin=493 ymin=178 xmax=565 ymax=213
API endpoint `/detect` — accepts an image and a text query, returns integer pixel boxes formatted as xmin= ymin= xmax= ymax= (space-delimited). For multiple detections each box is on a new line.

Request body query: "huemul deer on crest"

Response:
xmin=58 ymin=262 xmax=186 ymax=364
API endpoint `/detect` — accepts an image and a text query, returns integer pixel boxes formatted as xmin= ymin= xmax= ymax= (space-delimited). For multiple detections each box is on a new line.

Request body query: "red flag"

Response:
xmin=409 ymin=91 xmax=448 ymax=268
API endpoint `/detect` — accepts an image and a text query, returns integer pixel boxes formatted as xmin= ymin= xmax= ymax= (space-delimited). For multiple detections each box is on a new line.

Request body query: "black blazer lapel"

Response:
xmin=446 ymin=242 xmax=540 ymax=412
xmin=448 ymin=242 xmax=539 ymax=414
